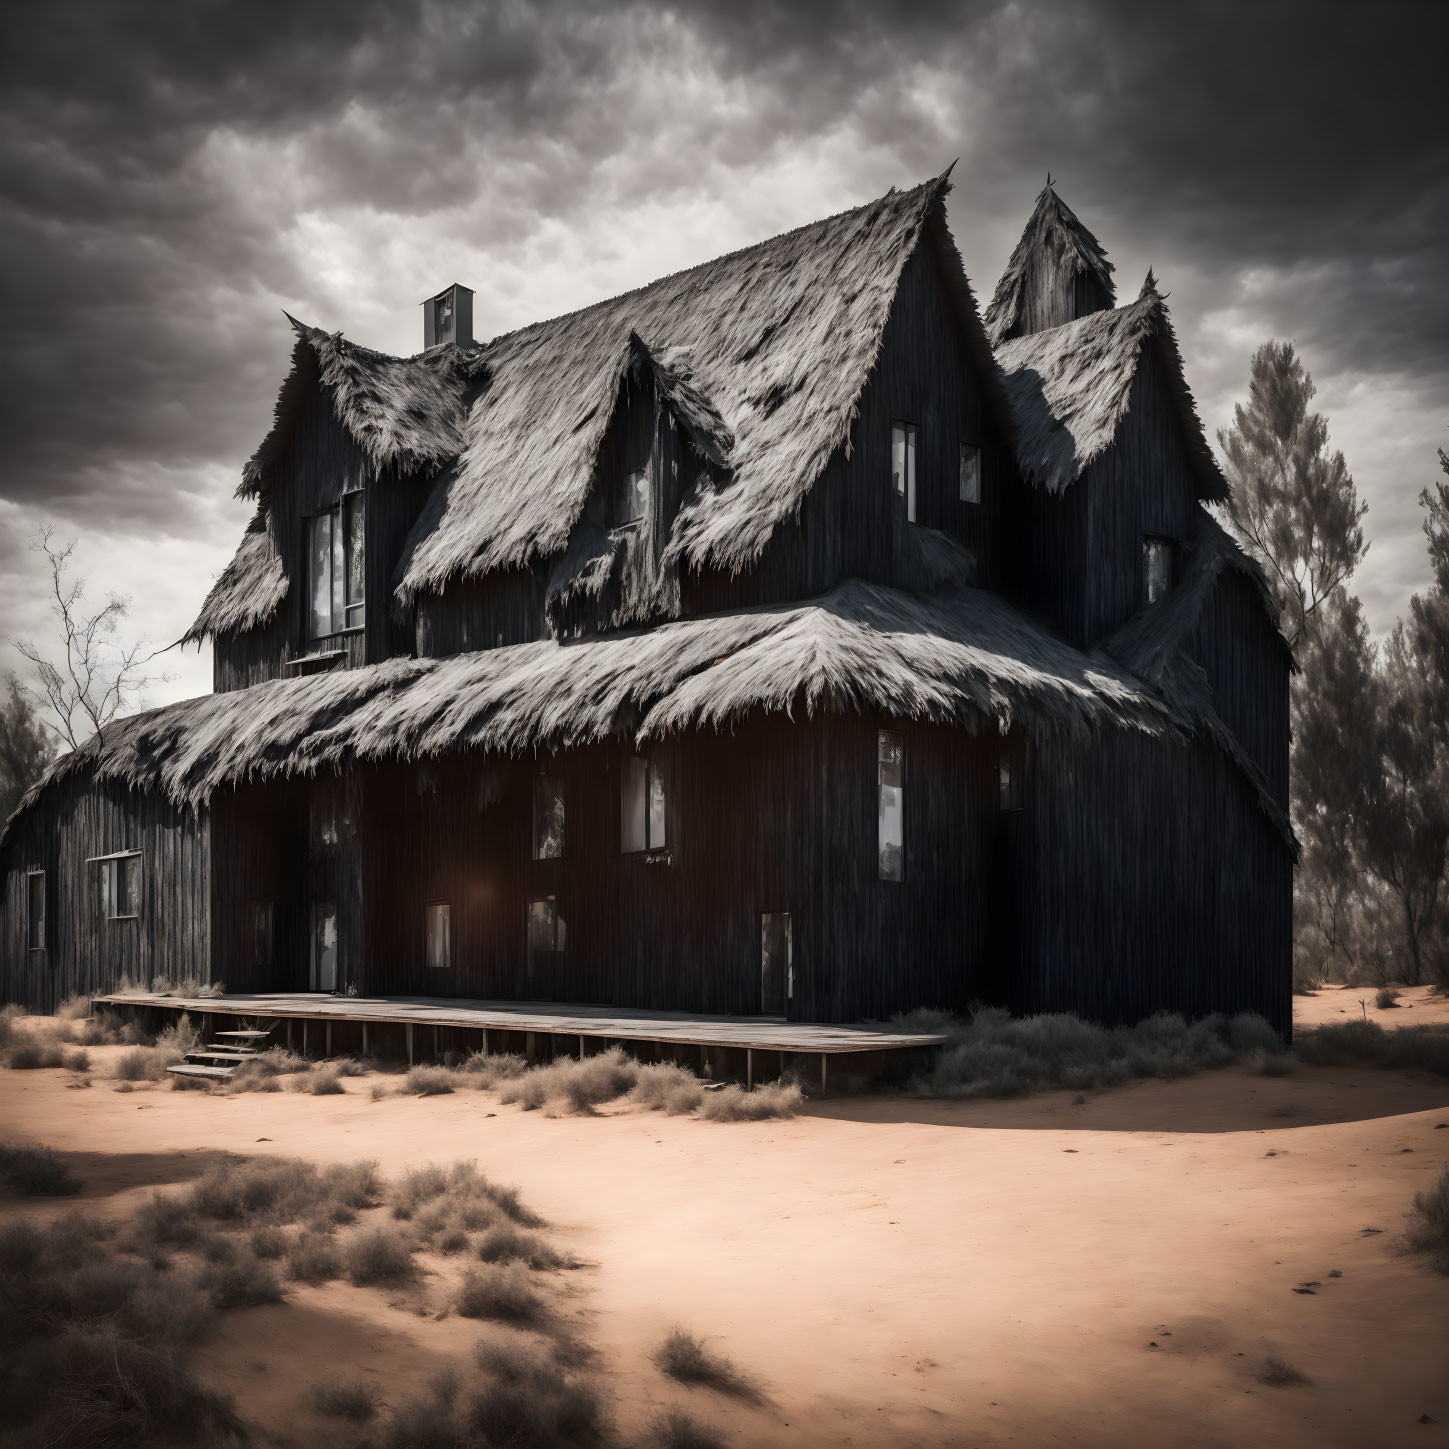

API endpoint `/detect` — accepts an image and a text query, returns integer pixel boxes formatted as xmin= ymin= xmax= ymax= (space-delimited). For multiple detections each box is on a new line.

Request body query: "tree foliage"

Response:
xmin=0 ymin=674 xmax=52 ymax=822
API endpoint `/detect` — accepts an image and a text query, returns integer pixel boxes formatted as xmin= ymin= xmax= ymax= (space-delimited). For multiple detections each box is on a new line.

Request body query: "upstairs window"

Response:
xmin=959 ymin=443 xmax=981 ymax=504
xmin=621 ymin=753 xmax=667 ymax=854
xmin=311 ymin=789 xmax=341 ymax=851
xmin=891 ymin=421 xmax=917 ymax=522
xmin=877 ymin=730 xmax=904 ymax=881
xmin=307 ymin=491 xmax=365 ymax=638
xmin=26 ymin=871 xmax=45 ymax=951
xmin=97 ymin=852 xmax=141 ymax=920
xmin=533 ymin=775 xmax=565 ymax=860
xmin=426 ymin=901 xmax=452 ymax=970
xmin=1144 ymin=536 xmax=1173 ymax=605
xmin=1000 ymin=734 xmax=1026 ymax=813
xmin=612 ymin=468 xmax=650 ymax=528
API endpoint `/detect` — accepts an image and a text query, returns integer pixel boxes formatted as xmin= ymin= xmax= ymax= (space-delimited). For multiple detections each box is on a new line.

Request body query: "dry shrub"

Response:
xmin=4 ymin=1035 xmax=64 ymax=1069
xmin=0 ymin=1003 xmax=29 ymax=1045
xmin=650 ymin=1405 xmax=730 ymax=1449
xmin=698 ymin=1081 xmax=802 ymax=1122
xmin=454 ymin=1050 xmax=528 ymax=1086
xmin=1258 ymin=1356 xmax=1310 ymax=1386
xmin=114 ymin=1045 xmax=169 ymax=1082
xmin=344 ymin=1223 xmax=417 ymax=1284
xmin=631 ymin=1062 xmax=706 ymax=1115
xmin=300 ymin=1062 xmax=347 ymax=1095
xmin=388 ymin=1160 xmax=540 ymax=1227
xmin=311 ymin=1375 xmax=379 ymax=1421
xmin=497 ymin=1046 xmax=641 ymax=1113
xmin=1296 ymin=1021 xmax=1449 ymax=1075
xmin=0 ymin=1141 xmax=81 ymax=1196
xmin=154 ymin=1013 xmax=201 ymax=1063
xmin=1376 ymin=985 xmax=1402 ymax=1009
xmin=54 ymin=995 xmax=93 ymax=1021
xmin=1405 ymin=1164 xmax=1449 ymax=1274
xmin=476 ymin=1221 xmax=576 ymax=1270
xmin=369 ymin=1080 xmax=391 ymax=1101
xmin=403 ymin=1065 xmax=458 ymax=1096
xmin=222 ymin=1046 xmax=311 ymax=1093
xmin=652 ymin=1328 xmax=759 ymax=1400
xmin=248 ymin=1224 xmax=288 ymax=1260
xmin=287 ymin=1230 xmax=343 ymax=1284
xmin=194 ymin=1242 xmax=285 ymax=1308
xmin=453 ymin=1262 xmax=545 ymax=1323
xmin=62 ymin=1047 xmax=90 ymax=1073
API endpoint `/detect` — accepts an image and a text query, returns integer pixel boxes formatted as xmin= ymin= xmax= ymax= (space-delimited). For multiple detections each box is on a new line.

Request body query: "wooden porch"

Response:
xmin=93 ymin=991 xmax=946 ymax=1088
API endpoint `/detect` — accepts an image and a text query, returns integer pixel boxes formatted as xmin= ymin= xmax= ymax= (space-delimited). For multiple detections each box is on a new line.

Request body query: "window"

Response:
xmin=1144 ymin=536 xmax=1173 ymax=605
xmin=959 ymin=442 xmax=981 ymax=504
xmin=100 ymin=854 xmax=141 ymax=920
xmin=761 ymin=912 xmax=792 ymax=1013
xmin=251 ymin=902 xmax=274 ymax=969
xmin=526 ymin=896 xmax=566 ymax=978
xmin=877 ymin=730 xmax=904 ymax=881
xmin=307 ymin=491 xmax=365 ymax=638
xmin=311 ymin=901 xmax=338 ymax=992
xmin=621 ymin=753 xmax=667 ymax=854
xmin=1000 ymin=734 xmax=1026 ymax=812
xmin=891 ymin=421 xmax=917 ymax=522
xmin=612 ymin=468 xmax=649 ymax=528
xmin=426 ymin=902 xmax=452 ymax=970
xmin=533 ymin=775 xmax=565 ymax=860
xmin=26 ymin=871 xmax=45 ymax=952
xmin=311 ymin=790 xmax=340 ymax=850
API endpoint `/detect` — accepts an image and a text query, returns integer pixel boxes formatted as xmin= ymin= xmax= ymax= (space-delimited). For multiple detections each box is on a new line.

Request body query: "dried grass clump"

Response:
xmin=1376 ymin=985 xmax=1402 ymax=1009
xmin=630 ymin=1062 xmax=707 ymax=1115
xmin=1258 ymin=1356 xmax=1310 ymax=1386
xmin=343 ymin=1223 xmax=418 ymax=1285
xmin=299 ymin=1062 xmax=348 ymax=1095
xmin=286 ymin=1230 xmax=343 ymax=1284
xmin=1295 ymin=1021 xmax=1449 ymax=1075
xmin=653 ymin=1328 xmax=759 ymax=1400
xmin=1404 ymin=1164 xmax=1449 ymax=1274
xmin=311 ymin=1375 xmax=379 ymax=1421
xmin=224 ymin=1046 xmax=312 ymax=1092
xmin=114 ymin=1045 xmax=169 ymax=1081
xmin=388 ymin=1160 xmax=540 ymax=1227
xmin=55 ymin=995 xmax=93 ymax=1021
xmin=649 ymin=1405 xmax=730 ymax=1449
xmin=248 ymin=1224 xmax=288 ymax=1260
xmin=911 ymin=1006 xmax=1291 ymax=1099
xmin=497 ymin=1046 xmax=641 ymax=1113
xmin=476 ymin=1221 xmax=576 ymax=1270
xmin=194 ymin=1241 xmax=285 ymax=1308
xmin=403 ymin=1065 xmax=459 ymax=1096
xmin=454 ymin=1050 xmax=528 ymax=1086
xmin=154 ymin=1013 xmax=202 ymax=1062
xmin=698 ymin=1081 xmax=802 ymax=1122
xmin=453 ymin=1262 xmax=545 ymax=1323
xmin=0 ymin=1140 xmax=82 ymax=1196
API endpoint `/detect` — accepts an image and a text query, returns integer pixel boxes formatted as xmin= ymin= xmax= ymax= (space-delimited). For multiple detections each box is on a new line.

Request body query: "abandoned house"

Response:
xmin=0 ymin=173 xmax=1294 ymax=1036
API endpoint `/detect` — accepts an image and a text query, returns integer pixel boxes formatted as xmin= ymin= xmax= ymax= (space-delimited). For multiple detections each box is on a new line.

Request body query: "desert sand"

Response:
xmin=2 ymin=993 xmax=1447 ymax=1448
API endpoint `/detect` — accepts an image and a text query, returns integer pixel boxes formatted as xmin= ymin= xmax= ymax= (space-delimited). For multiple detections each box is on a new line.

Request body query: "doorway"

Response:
xmin=760 ymin=911 xmax=791 ymax=1016
xmin=311 ymin=901 xmax=338 ymax=992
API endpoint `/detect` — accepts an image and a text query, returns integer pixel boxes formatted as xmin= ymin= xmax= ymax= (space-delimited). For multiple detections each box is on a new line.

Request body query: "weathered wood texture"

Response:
xmin=1006 ymin=351 xmax=1197 ymax=649
xmin=0 ymin=775 xmax=209 ymax=1014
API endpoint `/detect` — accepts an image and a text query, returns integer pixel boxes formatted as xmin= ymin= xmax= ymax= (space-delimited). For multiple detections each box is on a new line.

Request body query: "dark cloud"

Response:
xmin=0 ymin=0 xmax=1444 ymax=681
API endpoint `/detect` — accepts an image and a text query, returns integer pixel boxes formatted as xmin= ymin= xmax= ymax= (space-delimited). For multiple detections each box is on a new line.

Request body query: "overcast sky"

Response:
xmin=1 ymin=0 xmax=1444 ymax=714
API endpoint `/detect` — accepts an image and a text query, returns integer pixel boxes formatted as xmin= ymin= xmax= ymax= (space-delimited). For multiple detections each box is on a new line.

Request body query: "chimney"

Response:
xmin=422 ymin=283 xmax=474 ymax=348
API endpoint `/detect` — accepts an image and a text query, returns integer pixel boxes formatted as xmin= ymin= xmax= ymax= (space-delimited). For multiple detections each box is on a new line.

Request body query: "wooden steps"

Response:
xmin=167 ymin=1063 xmax=237 ymax=1081
xmin=166 ymin=1026 xmax=274 ymax=1083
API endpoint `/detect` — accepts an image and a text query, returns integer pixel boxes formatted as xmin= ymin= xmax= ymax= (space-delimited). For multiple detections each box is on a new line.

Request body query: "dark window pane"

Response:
xmin=878 ymin=730 xmax=904 ymax=880
xmin=615 ymin=468 xmax=648 ymax=526
xmin=426 ymin=902 xmax=451 ymax=969
xmin=959 ymin=443 xmax=981 ymax=504
xmin=312 ymin=901 xmax=338 ymax=991
xmin=1144 ymin=537 xmax=1173 ymax=604
xmin=621 ymin=756 xmax=647 ymax=853
xmin=27 ymin=872 xmax=44 ymax=950
xmin=309 ymin=513 xmax=332 ymax=638
xmin=533 ymin=776 xmax=565 ymax=860
xmin=647 ymin=761 xmax=667 ymax=851
xmin=346 ymin=493 xmax=365 ymax=612
xmin=892 ymin=422 xmax=916 ymax=522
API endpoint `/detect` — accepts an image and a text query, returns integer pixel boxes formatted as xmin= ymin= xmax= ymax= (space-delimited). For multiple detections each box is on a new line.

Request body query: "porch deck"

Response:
xmin=92 ymin=991 xmax=945 ymax=1065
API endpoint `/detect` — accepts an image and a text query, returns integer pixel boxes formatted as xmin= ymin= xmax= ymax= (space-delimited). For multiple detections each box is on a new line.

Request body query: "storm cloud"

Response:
xmin=1 ymin=0 xmax=1444 ymax=705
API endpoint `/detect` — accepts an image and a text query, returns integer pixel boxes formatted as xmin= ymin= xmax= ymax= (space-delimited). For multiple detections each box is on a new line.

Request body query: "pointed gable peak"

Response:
xmin=1139 ymin=267 xmax=1160 ymax=300
xmin=985 ymin=179 xmax=1117 ymax=345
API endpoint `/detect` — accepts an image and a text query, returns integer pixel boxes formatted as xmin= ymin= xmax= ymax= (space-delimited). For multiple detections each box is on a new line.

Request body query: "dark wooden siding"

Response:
xmin=1005 ymin=729 xmax=1293 ymax=1038
xmin=1006 ymin=350 xmax=1198 ymax=649
xmin=0 ymin=777 xmax=210 ymax=1013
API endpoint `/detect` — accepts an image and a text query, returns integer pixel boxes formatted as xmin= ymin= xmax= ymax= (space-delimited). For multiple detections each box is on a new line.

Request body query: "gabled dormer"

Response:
xmin=984 ymin=180 xmax=1116 ymax=345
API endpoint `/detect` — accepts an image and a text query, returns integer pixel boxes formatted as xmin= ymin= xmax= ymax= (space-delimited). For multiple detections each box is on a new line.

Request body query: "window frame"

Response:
xmin=959 ymin=441 xmax=982 ymax=505
xmin=425 ymin=900 xmax=452 ymax=971
xmin=612 ymin=467 xmax=650 ymax=529
xmin=306 ymin=489 xmax=366 ymax=640
xmin=532 ymin=774 xmax=565 ymax=861
xmin=1143 ymin=535 xmax=1174 ymax=606
xmin=891 ymin=420 xmax=918 ymax=523
xmin=525 ymin=895 xmax=566 ymax=979
xmin=26 ymin=870 xmax=45 ymax=952
xmin=877 ymin=729 xmax=905 ymax=882
xmin=621 ymin=753 xmax=667 ymax=855
xmin=95 ymin=852 xmax=142 ymax=922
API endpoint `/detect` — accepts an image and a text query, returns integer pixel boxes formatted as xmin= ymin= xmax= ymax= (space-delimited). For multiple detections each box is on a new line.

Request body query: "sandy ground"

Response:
xmin=2 ymin=997 xmax=1447 ymax=1448
xmin=1294 ymin=982 xmax=1449 ymax=1031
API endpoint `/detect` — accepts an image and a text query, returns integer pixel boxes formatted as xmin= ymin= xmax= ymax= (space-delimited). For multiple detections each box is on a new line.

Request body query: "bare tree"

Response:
xmin=0 ymin=673 xmax=53 ymax=820
xmin=1218 ymin=341 xmax=1367 ymax=653
xmin=14 ymin=529 xmax=167 ymax=752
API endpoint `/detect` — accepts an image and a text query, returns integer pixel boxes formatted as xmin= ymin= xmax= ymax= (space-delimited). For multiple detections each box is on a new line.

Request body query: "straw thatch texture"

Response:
xmin=984 ymin=183 xmax=1116 ymax=346
xmin=9 ymin=580 xmax=1181 ymax=829
xmin=995 ymin=279 xmax=1226 ymax=501
xmin=181 ymin=506 xmax=287 ymax=644
xmin=238 ymin=318 xmax=485 ymax=498
xmin=395 ymin=170 xmax=999 ymax=595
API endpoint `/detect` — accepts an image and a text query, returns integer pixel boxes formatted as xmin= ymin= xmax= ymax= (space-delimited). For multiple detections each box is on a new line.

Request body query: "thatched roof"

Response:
xmin=395 ymin=169 xmax=1003 ymax=596
xmin=984 ymin=183 xmax=1116 ymax=346
xmin=995 ymin=277 xmax=1226 ymax=500
xmin=238 ymin=318 xmax=485 ymax=499
xmin=9 ymin=580 xmax=1180 ymax=829
xmin=180 ymin=506 xmax=287 ymax=646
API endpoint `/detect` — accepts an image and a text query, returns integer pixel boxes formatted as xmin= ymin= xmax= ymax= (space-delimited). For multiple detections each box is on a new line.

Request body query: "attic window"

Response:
xmin=1144 ymin=536 xmax=1173 ymax=605
xmin=27 ymin=871 xmax=45 ymax=951
xmin=877 ymin=730 xmax=904 ymax=881
xmin=307 ymin=492 xmax=365 ymax=638
xmin=1000 ymin=734 xmax=1026 ymax=813
xmin=891 ymin=422 xmax=917 ymax=522
xmin=959 ymin=443 xmax=981 ymax=504
xmin=622 ymin=753 xmax=666 ymax=854
xmin=612 ymin=468 xmax=649 ymax=528
xmin=533 ymin=775 xmax=564 ymax=860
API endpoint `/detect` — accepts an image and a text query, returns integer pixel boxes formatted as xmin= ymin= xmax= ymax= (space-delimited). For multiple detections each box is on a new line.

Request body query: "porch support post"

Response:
xmin=302 ymin=1020 xmax=308 ymax=1056
xmin=362 ymin=1022 xmax=368 ymax=1055
xmin=746 ymin=1048 xmax=753 ymax=1089
xmin=821 ymin=1052 xmax=828 ymax=1095
xmin=406 ymin=1022 xmax=414 ymax=1066
xmin=326 ymin=1021 xmax=332 ymax=1059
